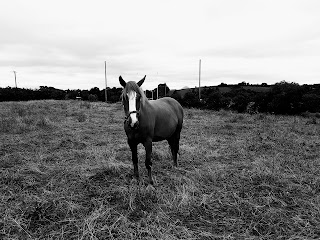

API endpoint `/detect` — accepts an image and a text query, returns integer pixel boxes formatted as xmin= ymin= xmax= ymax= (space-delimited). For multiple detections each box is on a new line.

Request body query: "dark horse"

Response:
xmin=119 ymin=75 xmax=183 ymax=186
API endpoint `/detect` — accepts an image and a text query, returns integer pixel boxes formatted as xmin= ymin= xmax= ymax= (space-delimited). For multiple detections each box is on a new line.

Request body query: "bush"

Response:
xmin=267 ymin=82 xmax=303 ymax=114
xmin=225 ymin=89 xmax=255 ymax=113
xmin=181 ymin=92 xmax=202 ymax=108
xmin=204 ymin=91 xmax=223 ymax=110
xmin=88 ymin=94 xmax=98 ymax=102
xmin=301 ymin=94 xmax=320 ymax=113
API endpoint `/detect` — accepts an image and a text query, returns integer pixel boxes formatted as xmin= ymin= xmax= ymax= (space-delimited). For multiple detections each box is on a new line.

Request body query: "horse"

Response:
xmin=119 ymin=75 xmax=184 ymax=186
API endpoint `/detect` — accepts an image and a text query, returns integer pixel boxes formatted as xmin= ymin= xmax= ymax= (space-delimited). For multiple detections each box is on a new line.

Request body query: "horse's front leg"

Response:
xmin=143 ymin=138 xmax=154 ymax=185
xmin=128 ymin=140 xmax=139 ymax=181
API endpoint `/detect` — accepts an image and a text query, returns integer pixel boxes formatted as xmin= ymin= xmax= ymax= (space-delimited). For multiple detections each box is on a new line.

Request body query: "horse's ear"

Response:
xmin=137 ymin=75 xmax=146 ymax=87
xmin=119 ymin=76 xmax=126 ymax=87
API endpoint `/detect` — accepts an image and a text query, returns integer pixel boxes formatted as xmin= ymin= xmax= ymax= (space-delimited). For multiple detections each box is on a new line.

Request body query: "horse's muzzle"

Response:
xmin=125 ymin=111 xmax=140 ymax=130
xmin=125 ymin=116 xmax=139 ymax=130
xmin=131 ymin=121 xmax=139 ymax=129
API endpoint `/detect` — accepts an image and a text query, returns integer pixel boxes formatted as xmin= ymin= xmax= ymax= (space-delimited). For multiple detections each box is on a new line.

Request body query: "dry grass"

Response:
xmin=1 ymin=101 xmax=320 ymax=239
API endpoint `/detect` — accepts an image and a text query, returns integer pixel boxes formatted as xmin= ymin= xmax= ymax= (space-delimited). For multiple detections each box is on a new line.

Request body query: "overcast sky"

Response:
xmin=1 ymin=0 xmax=320 ymax=91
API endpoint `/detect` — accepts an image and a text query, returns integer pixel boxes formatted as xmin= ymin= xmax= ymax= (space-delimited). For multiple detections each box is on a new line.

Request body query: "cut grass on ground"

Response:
xmin=1 ymin=100 xmax=320 ymax=239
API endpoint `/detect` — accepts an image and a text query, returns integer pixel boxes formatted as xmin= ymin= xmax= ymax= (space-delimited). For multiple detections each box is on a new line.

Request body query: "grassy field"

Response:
xmin=1 ymin=100 xmax=320 ymax=239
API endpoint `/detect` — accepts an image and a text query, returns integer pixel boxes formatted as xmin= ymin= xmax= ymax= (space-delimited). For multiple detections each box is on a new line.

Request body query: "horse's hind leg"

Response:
xmin=174 ymin=124 xmax=182 ymax=166
xmin=168 ymin=137 xmax=177 ymax=167
xmin=168 ymin=130 xmax=181 ymax=167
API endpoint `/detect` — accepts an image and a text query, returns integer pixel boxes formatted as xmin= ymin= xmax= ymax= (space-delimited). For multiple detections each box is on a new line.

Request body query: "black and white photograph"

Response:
xmin=1 ymin=0 xmax=320 ymax=239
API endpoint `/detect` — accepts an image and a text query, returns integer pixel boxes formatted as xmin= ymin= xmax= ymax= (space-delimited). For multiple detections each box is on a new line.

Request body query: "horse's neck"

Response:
xmin=140 ymin=97 xmax=152 ymax=115
xmin=140 ymin=96 xmax=148 ymax=108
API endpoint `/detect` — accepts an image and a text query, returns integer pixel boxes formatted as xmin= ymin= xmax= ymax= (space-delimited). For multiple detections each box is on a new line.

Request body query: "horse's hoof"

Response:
xmin=172 ymin=161 xmax=178 ymax=168
xmin=146 ymin=184 xmax=155 ymax=192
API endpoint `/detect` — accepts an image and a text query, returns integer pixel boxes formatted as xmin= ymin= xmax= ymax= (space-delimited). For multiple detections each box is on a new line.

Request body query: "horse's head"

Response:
xmin=119 ymin=75 xmax=146 ymax=129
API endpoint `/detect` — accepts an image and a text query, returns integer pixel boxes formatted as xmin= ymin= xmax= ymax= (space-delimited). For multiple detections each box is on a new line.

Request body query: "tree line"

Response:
xmin=0 ymin=84 xmax=170 ymax=103
xmin=173 ymin=81 xmax=320 ymax=115
xmin=1 ymin=81 xmax=319 ymax=115
xmin=0 ymin=86 xmax=123 ymax=103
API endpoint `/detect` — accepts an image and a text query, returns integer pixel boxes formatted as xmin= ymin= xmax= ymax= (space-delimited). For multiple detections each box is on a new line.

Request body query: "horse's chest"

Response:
xmin=125 ymin=128 xmax=147 ymax=142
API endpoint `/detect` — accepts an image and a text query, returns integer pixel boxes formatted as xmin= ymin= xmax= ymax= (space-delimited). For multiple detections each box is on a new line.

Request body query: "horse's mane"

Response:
xmin=121 ymin=81 xmax=147 ymax=103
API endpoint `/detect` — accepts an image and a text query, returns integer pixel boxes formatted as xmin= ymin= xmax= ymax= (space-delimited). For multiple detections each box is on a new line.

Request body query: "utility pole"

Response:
xmin=104 ymin=61 xmax=107 ymax=102
xmin=13 ymin=71 xmax=17 ymax=88
xmin=199 ymin=59 xmax=201 ymax=100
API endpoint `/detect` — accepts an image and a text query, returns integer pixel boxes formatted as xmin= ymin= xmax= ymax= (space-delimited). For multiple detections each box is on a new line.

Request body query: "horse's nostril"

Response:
xmin=131 ymin=121 xmax=139 ymax=129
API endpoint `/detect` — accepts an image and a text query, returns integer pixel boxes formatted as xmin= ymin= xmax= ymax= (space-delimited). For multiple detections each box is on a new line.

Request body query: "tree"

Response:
xmin=238 ymin=81 xmax=247 ymax=86
xmin=301 ymin=93 xmax=320 ymax=113
xmin=205 ymin=91 xmax=223 ymax=110
xmin=89 ymin=87 xmax=100 ymax=96
xmin=88 ymin=94 xmax=98 ymax=102
xmin=267 ymin=81 xmax=302 ymax=114
xmin=227 ymin=88 xmax=255 ymax=113
xmin=181 ymin=91 xmax=201 ymax=108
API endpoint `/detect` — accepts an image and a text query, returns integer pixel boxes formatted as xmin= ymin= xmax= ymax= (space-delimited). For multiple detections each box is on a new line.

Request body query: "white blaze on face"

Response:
xmin=127 ymin=91 xmax=138 ymax=127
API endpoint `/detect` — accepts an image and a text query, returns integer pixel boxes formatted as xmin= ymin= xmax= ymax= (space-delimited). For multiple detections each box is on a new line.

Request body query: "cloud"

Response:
xmin=1 ymin=0 xmax=320 ymax=90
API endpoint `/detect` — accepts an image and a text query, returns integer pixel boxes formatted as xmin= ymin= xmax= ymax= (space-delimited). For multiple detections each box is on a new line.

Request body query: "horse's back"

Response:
xmin=150 ymin=97 xmax=183 ymax=122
